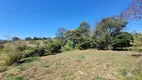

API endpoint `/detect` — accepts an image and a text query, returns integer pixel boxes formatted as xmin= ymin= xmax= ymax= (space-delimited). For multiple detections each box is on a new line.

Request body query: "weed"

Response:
xmin=93 ymin=76 xmax=101 ymax=80
xmin=12 ymin=76 xmax=24 ymax=80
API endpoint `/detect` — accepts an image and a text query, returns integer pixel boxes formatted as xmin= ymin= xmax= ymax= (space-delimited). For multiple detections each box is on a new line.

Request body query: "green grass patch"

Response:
xmin=11 ymin=76 xmax=24 ymax=80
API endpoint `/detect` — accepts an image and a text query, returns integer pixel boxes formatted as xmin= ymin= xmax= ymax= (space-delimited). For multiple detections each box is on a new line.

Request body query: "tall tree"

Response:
xmin=78 ymin=21 xmax=90 ymax=36
xmin=65 ymin=29 xmax=80 ymax=49
xmin=94 ymin=16 xmax=128 ymax=49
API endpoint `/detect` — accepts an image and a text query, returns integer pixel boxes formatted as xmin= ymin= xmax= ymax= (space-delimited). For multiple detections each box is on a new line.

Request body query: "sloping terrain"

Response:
xmin=0 ymin=50 xmax=139 ymax=80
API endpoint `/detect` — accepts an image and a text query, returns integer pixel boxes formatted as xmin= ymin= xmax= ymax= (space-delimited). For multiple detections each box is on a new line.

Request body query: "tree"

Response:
xmin=64 ymin=21 xmax=92 ymax=50
xmin=121 ymin=0 xmax=142 ymax=20
xmin=25 ymin=37 xmax=32 ymax=40
xmin=43 ymin=37 xmax=47 ymax=40
xmin=56 ymin=28 xmax=68 ymax=46
xmin=94 ymin=17 xmax=128 ymax=50
xmin=78 ymin=21 xmax=90 ymax=36
xmin=112 ymin=32 xmax=133 ymax=49
xmin=12 ymin=37 xmax=21 ymax=41
xmin=33 ymin=37 xmax=40 ymax=40
xmin=65 ymin=29 xmax=80 ymax=49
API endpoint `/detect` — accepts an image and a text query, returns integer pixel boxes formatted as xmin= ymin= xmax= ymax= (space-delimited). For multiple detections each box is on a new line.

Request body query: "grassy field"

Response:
xmin=0 ymin=50 xmax=140 ymax=80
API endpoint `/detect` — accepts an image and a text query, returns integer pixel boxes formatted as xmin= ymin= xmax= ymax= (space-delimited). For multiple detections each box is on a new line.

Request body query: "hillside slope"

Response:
xmin=0 ymin=50 xmax=138 ymax=80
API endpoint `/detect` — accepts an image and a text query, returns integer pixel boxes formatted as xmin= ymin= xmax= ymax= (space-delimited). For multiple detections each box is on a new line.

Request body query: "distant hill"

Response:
xmin=0 ymin=39 xmax=7 ymax=43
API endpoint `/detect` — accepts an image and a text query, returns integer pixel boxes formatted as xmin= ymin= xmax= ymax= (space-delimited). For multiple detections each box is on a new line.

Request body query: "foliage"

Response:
xmin=0 ymin=41 xmax=27 ymax=66
xmin=78 ymin=21 xmax=90 ymax=36
xmin=25 ymin=37 xmax=32 ymax=40
xmin=12 ymin=37 xmax=21 ymax=41
xmin=77 ymin=36 xmax=96 ymax=50
xmin=0 ymin=50 xmax=23 ymax=66
xmin=64 ymin=21 xmax=91 ymax=49
xmin=65 ymin=29 xmax=80 ymax=49
xmin=130 ymin=33 xmax=142 ymax=52
xmin=61 ymin=45 xmax=72 ymax=52
xmin=4 ymin=41 xmax=27 ymax=51
xmin=112 ymin=32 xmax=133 ymax=49
xmin=131 ymin=33 xmax=142 ymax=47
xmin=45 ymin=39 xmax=62 ymax=54
xmin=24 ymin=47 xmax=45 ymax=57
xmin=94 ymin=17 xmax=128 ymax=49
xmin=0 ymin=44 xmax=4 ymax=49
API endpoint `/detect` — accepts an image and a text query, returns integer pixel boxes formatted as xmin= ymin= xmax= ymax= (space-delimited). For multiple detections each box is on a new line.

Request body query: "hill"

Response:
xmin=0 ymin=50 xmax=140 ymax=80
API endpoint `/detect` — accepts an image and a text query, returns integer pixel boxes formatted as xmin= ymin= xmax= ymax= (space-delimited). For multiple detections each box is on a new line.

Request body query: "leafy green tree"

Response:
xmin=64 ymin=21 xmax=91 ymax=50
xmin=65 ymin=29 xmax=80 ymax=49
xmin=78 ymin=21 xmax=90 ymax=36
xmin=94 ymin=17 xmax=128 ymax=50
xmin=112 ymin=32 xmax=133 ymax=49
xmin=12 ymin=37 xmax=21 ymax=41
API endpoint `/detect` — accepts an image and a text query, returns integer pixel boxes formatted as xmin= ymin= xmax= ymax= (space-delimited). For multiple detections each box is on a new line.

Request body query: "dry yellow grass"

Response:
xmin=0 ymin=50 xmax=140 ymax=80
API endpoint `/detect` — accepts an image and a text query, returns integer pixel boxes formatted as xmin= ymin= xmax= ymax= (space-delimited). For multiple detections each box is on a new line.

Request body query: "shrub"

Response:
xmin=24 ymin=47 xmax=45 ymax=57
xmin=77 ymin=41 xmax=91 ymax=50
xmin=61 ymin=45 xmax=72 ymax=52
xmin=0 ymin=44 xmax=4 ymax=49
xmin=0 ymin=51 xmax=23 ymax=66
xmin=45 ymin=40 xmax=62 ymax=55
xmin=4 ymin=41 xmax=27 ymax=51
xmin=0 ymin=41 xmax=27 ymax=66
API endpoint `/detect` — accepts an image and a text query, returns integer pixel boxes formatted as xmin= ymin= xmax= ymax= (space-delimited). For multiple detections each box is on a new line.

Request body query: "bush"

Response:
xmin=45 ymin=40 xmax=62 ymax=55
xmin=0 ymin=51 xmax=23 ymax=66
xmin=96 ymin=41 xmax=107 ymax=50
xmin=24 ymin=47 xmax=45 ymax=57
xmin=0 ymin=44 xmax=4 ymax=49
xmin=4 ymin=41 xmax=27 ymax=51
xmin=0 ymin=41 xmax=27 ymax=66
xmin=77 ymin=41 xmax=91 ymax=50
xmin=61 ymin=45 xmax=72 ymax=52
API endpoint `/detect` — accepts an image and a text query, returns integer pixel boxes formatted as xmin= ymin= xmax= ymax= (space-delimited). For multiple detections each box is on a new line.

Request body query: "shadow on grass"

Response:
xmin=18 ymin=57 xmax=40 ymax=64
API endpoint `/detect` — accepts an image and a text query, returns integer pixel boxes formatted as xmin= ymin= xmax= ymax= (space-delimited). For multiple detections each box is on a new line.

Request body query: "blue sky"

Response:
xmin=0 ymin=0 xmax=141 ymax=39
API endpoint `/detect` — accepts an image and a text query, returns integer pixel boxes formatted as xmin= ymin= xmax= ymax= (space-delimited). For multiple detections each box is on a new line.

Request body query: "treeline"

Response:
xmin=53 ymin=16 xmax=133 ymax=51
xmin=11 ymin=36 xmax=51 ymax=41
xmin=12 ymin=16 xmax=134 ymax=51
